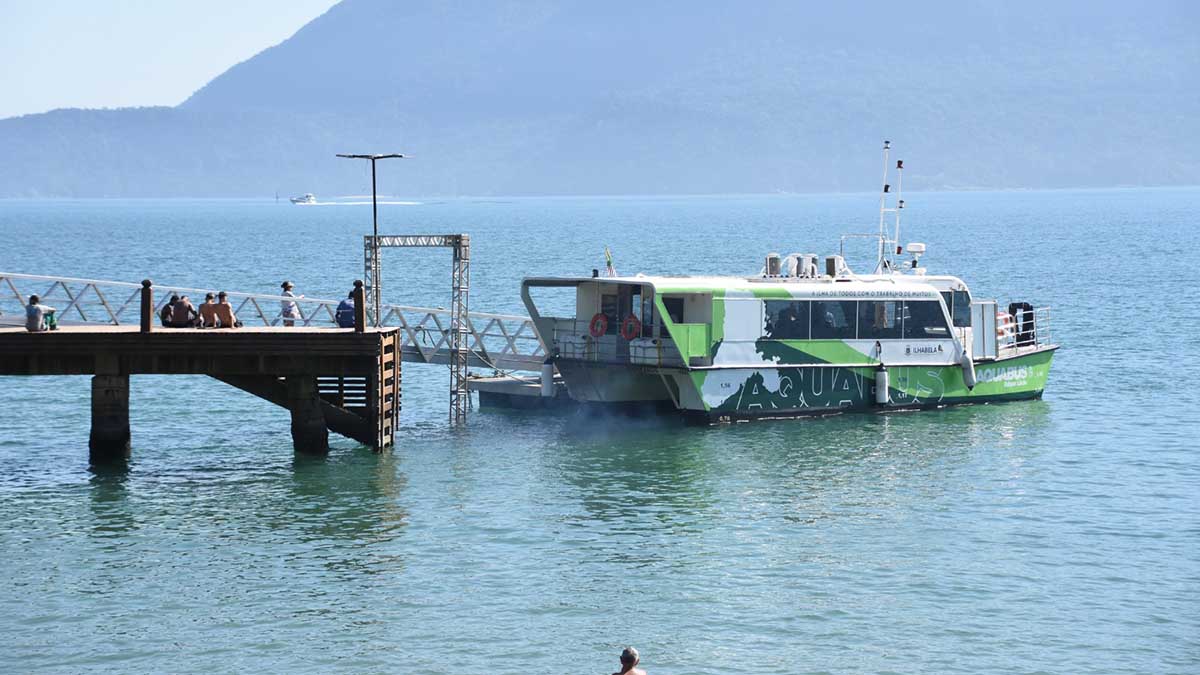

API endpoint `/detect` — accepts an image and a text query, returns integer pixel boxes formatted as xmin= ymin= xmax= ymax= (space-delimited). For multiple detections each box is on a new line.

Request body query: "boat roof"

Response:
xmin=524 ymin=273 xmax=967 ymax=296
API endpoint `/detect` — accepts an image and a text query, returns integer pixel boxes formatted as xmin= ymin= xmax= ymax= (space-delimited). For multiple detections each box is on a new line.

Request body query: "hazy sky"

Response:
xmin=0 ymin=0 xmax=338 ymax=119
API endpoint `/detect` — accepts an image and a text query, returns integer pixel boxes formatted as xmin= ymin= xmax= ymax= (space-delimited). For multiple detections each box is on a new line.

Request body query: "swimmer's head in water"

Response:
xmin=620 ymin=647 xmax=639 ymax=666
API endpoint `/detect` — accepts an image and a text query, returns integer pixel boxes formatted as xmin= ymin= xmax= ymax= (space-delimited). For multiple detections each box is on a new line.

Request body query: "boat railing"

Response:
xmin=545 ymin=316 xmax=684 ymax=367
xmin=998 ymin=305 xmax=1053 ymax=355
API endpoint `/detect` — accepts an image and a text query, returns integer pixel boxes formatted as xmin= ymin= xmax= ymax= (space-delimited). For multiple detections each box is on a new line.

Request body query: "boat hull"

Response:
xmin=554 ymin=347 xmax=1056 ymax=423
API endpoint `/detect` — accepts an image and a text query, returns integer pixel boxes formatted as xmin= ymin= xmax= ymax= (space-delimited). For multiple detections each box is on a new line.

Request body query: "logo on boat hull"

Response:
xmin=905 ymin=344 xmax=944 ymax=355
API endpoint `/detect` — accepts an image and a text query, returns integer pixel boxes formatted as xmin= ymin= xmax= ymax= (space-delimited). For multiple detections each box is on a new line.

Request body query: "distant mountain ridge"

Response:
xmin=2 ymin=0 xmax=1197 ymax=197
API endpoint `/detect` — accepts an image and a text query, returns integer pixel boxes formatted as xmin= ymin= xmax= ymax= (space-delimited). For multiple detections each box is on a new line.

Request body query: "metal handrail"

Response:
xmin=998 ymin=305 xmax=1053 ymax=352
xmin=0 ymin=271 xmax=544 ymax=369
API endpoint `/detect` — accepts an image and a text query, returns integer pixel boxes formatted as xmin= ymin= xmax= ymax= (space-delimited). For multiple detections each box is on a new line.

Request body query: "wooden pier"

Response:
xmin=0 ymin=281 xmax=402 ymax=462
xmin=0 ymin=324 xmax=400 ymax=461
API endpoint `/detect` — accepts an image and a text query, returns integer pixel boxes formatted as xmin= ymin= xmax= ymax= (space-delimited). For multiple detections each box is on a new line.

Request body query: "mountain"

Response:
xmin=1 ymin=0 xmax=1197 ymax=197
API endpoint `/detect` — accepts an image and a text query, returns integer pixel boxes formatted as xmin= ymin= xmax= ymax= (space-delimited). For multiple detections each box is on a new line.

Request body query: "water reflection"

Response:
xmin=286 ymin=449 xmax=409 ymax=577
xmin=87 ymin=462 xmax=137 ymax=539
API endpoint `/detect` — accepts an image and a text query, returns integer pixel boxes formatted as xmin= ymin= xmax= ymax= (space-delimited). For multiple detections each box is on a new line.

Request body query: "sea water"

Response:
xmin=0 ymin=189 xmax=1197 ymax=673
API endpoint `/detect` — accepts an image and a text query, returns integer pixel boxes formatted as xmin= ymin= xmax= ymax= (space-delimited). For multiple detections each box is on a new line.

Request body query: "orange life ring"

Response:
xmin=589 ymin=313 xmax=608 ymax=337
xmin=620 ymin=314 xmax=642 ymax=340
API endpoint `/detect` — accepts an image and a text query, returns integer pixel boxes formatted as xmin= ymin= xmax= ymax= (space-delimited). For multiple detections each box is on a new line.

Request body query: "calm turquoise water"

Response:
xmin=1 ymin=190 xmax=1198 ymax=674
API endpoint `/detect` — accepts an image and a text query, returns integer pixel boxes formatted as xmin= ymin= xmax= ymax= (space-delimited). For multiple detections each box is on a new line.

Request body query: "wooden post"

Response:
xmin=353 ymin=279 xmax=366 ymax=333
xmin=140 ymin=279 xmax=153 ymax=333
xmin=287 ymin=375 xmax=329 ymax=454
xmin=89 ymin=374 xmax=131 ymax=464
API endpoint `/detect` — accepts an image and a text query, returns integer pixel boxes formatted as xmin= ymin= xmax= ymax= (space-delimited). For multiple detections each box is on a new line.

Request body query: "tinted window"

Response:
xmin=952 ymin=291 xmax=971 ymax=327
xmin=810 ymin=300 xmax=857 ymax=339
xmin=764 ymin=300 xmax=810 ymax=340
xmin=858 ymin=300 xmax=902 ymax=339
xmin=903 ymin=300 xmax=951 ymax=338
xmin=600 ymin=293 xmax=619 ymax=334
xmin=941 ymin=290 xmax=972 ymax=328
xmin=661 ymin=296 xmax=684 ymax=323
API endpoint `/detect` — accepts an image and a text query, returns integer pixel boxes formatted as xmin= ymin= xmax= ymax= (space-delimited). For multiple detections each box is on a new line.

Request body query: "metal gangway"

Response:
xmin=0 ymin=272 xmax=546 ymax=373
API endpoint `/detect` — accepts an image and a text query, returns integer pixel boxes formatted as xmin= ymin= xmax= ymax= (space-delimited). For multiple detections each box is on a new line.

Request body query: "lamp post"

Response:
xmin=337 ymin=153 xmax=404 ymax=325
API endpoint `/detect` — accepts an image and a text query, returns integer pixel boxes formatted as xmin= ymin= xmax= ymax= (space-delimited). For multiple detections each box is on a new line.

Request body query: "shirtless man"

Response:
xmin=214 ymin=291 xmax=240 ymax=328
xmin=199 ymin=293 xmax=218 ymax=328
xmin=169 ymin=294 xmax=199 ymax=327
xmin=612 ymin=647 xmax=646 ymax=675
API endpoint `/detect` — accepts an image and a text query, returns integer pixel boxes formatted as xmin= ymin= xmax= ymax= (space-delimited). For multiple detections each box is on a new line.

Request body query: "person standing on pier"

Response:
xmin=612 ymin=647 xmax=646 ymax=675
xmin=24 ymin=295 xmax=56 ymax=332
xmin=280 ymin=281 xmax=303 ymax=327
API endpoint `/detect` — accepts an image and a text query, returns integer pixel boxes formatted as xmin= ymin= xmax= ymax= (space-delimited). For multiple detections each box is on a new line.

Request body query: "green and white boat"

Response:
xmin=521 ymin=144 xmax=1057 ymax=423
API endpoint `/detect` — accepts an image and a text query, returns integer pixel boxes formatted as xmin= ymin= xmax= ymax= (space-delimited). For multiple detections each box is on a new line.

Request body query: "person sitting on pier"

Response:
xmin=612 ymin=646 xmax=646 ymax=675
xmin=25 ymin=295 xmax=56 ymax=332
xmin=335 ymin=290 xmax=356 ymax=328
xmin=214 ymin=291 xmax=242 ymax=328
xmin=168 ymin=294 xmax=199 ymax=328
xmin=160 ymin=295 xmax=179 ymax=327
xmin=199 ymin=293 xmax=218 ymax=328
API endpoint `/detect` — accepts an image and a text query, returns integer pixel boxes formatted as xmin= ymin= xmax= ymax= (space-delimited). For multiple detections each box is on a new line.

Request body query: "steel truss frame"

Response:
xmin=364 ymin=234 xmax=471 ymax=426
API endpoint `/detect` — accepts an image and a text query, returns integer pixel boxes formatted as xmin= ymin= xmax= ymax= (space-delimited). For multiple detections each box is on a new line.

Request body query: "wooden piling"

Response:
xmin=353 ymin=279 xmax=366 ymax=333
xmin=140 ymin=279 xmax=153 ymax=333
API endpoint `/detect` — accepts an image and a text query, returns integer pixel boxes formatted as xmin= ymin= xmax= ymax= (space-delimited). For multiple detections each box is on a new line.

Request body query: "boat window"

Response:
xmin=764 ymin=300 xmax=810 ymax=340
xmin=940 ymin=290 xmax=972 ymax=328
xmin=810 ymin=300 xmax=857 ymax=340
xmin=902 ymin=300 xmax=951 ymax=338
xmin=640 ymin=291 xmax=655 ymax=337
xmin=661 ymin=296 xmax=685 ymax=324
xmin=601 ymin=293 xmax=619 ymax=335
xmin=858 ymin=300 xmax=902 ymax=339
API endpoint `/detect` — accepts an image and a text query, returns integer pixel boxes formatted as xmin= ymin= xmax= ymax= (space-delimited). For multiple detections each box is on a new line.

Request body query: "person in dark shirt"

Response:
xmin=335 ymin=290 xmax=356 ymax=328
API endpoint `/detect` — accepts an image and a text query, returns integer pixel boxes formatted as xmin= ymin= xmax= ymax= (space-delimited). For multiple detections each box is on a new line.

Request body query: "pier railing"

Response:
xmin=0 ymin=272 xmax=545 ymax=371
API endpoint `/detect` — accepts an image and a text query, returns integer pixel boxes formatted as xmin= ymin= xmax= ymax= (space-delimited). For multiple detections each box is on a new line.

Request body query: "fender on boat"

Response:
xmin=874 ymin=365 xmax=890 ymax=405
xmin=961 ymin=352 xmax=977 ymax=390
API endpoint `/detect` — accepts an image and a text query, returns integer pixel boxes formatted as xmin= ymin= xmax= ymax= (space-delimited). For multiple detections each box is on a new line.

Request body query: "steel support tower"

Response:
xmin=363 ymin=234 xmax=471 ymax=425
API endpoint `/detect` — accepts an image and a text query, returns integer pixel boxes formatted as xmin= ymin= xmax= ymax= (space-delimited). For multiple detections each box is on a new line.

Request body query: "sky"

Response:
xmin=0 ymin=0 xmax=338 ymax=119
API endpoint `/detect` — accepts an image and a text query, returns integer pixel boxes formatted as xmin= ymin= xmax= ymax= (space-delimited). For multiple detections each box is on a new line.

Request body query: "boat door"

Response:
xmin=616 ymin=285 xmax=633 ymax=360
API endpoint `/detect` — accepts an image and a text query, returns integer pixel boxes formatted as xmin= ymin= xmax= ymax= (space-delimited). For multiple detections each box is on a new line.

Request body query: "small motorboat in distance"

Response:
xmin=290 ymin=193 xmax=316 ymax=205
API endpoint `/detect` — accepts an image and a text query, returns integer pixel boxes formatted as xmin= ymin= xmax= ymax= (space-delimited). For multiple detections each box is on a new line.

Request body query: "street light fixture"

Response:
xmin=337 ymin=153 xmax=405 ymax=325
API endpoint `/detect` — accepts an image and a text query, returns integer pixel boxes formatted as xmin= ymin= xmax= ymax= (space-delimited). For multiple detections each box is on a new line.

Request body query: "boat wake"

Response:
xmin=304 ymin=200 xmax=422 ymax=206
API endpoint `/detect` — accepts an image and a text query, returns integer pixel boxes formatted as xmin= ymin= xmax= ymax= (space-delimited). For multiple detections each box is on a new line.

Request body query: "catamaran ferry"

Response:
xmin=521 ymin=144 xmax=1056 ymax=423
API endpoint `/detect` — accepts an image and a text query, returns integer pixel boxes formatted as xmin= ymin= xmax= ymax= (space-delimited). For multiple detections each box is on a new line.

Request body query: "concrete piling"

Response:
xmin=287 ymin=375 xmax=329 ymax=454
xmin=89 ymin=374 xmax=131 ymax=463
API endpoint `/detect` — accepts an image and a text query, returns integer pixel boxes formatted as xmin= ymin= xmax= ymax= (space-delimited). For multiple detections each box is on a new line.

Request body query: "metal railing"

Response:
xmin=998 ymin=305 xmax=1053 ymax=354
xmin=0 ymin=272 xmax=545 ymax=371
xmin=547 ymin=316 xmax=684 ymax=367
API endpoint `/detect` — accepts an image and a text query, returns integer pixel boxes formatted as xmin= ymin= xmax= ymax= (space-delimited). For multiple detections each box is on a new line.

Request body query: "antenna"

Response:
xmin=894 ymin=158 xmax=904 ymax=261
xmin=876 ymin=141 xmax=891 ymax=273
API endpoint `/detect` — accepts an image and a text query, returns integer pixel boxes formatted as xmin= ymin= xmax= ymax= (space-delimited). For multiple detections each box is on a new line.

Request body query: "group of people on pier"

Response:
xmin=24 ymin=280 xmax=359 ymax=331
xmin=160 ymin=291 xmax=242 ymax=328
